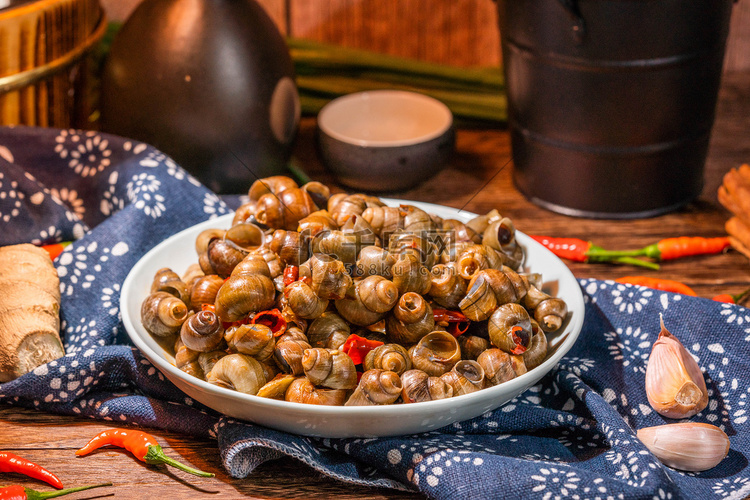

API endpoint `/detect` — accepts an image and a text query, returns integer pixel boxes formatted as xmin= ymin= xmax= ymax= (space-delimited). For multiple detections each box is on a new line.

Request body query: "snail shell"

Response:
xmin=355 ymin=245 xmax=395 ymax=278
xmin=488 ymin=302 xmax=533 ymax=355
xmin=340 ymin=214 xmax=380 ymax=249
xmin=306 ymin=311 xmax=351 ymax=350
xmin=329 ymin=193 xmax=369 ymax=226
xmin=231 ymin=201 xmax=257 ymax=226
xmin=389 ymin=231 xmax=438 ymax=270
xmin=151 ymin=268 xmax=190 ymax=304
xmin=141 ymin=291 xmax=189 ymax=337
xmin=345 ymin=369 xmax=403 ymax=406
xmin=273 ymin=338 xmax=312 ymax=375
xmin=455 ymin=244 xmax=504 ymax=280
xmin=284 ymin=280 xmax=329 ymax=320
xmin=225 ymin=323 xmax=275 ymax=361
xmin=188 ymin=274 xmax=225 ymax=311
xmin=386 ymin=292 xmax=434 ymax=345
xmin=441 ymin=219 xmax=481 ymax=244
xmin=459 ymin=268 xmax=529 ymax=322
xmin=400 ymin=369 xmax=454 ymax=403
xmin=275 ymin=325 xmax=309 ymax=344
xmin=302 ymin=348 xmax=357 ymax=390
xmin=361 ymin=205 xmax=403 ymax=242
xmin=304 ymin=254 xmax=353 ymax=300
xmin=205 ymin=238 xmax=248 ymax=278
xmin=428 ymin=262 xmax=468 ymax=310
xmin=364 ymin=343 xmax=412 ymax=375
xmin=391 ymin=253 xmax=431 ymax=295
xmin=465 ymin=209 xmax=502 ymax=235
xmin=401 ymin=205 xmax=435 ymax=235
xmin=523 ymin=319 xmax=548 ymax=370
xmin=231 ymin=253 xmax=273 ymax=278
xmin=408 ymin=331 xmax=461 ymax=376
xmin=268 ymin=229 xmax=310 ymax=267
xmin=482 ymin=218 xmax=524 ymax=270
xmin=214 ymin=274 xmax=276 ymax=323
xmin=255 ymin=187 xmax=317 ymax=230
xmin=285 ymin=377 xmax=347 ymax=405
xmin=248 ymin=175 xmax=298 ymax=202
xmin=206 ymin=353 xmax=267 ymax=395
xmin=457 ymin=335 xmax=491 ymax=360
xmin=334 ymin=276 xmax=396 ymax=327
xmin=225 ymin=222 xmax=265 ymax=252
xmin=477 ymin=348 xmax=520 ymax=386
xmin=180 ymin=310 xmax=225 ymax=352
xmin=311 ymin=230 xmax=359 ymax=266
xmin=301 ymin=181 xmax=331 ymax=210
xmin=198 ymin=350 xmax=227 ymax=376
xmin=174 ymin=337 xmax=204 ymax=379
xmin=297 ymin=209 xmax=339 ymax=236
xmin=439 ymin=360 xmax=486 ymax=395
xmin=523 ymin=285 xmax=568 ymax=332
xmin=256 ymin=373 xmax=297 ymax=399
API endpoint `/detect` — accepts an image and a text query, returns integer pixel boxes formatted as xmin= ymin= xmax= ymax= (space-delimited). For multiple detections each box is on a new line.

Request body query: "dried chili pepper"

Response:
xmin=432 ymin=308 xmax=470 ymax=337
xmin=529 ymin=236 xmax=659 ymax=270
xmin=615 ymin=276 xmax=697 ymax=296
xmin=0 ymin=483 xmax=111 ymax=500
xmin=341 ymin=334 xmax=384 ymax=365
xmin=75 ymin=428 xmax=214 ymax=477
xmin=0 ymin=453 xmax=63 ymax=489
xmin=251 ymin=309 xmax=287 ymax=336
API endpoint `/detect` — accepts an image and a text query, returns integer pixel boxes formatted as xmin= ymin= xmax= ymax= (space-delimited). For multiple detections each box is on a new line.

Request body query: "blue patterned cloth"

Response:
xmin=1 ymin=125 xmax=749 ymax=500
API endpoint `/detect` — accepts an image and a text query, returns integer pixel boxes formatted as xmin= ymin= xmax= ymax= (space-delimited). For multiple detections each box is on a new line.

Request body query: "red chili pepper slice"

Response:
xmin=509 ymin=325 xmax=528 ymax=355
xmin=283 ymin=265 xmax=299 ymax=287
xmin=341 ymin=334 xmax=384 ymax=365
xmin=251 ymin=309 xmax=287 ymax=336
xmin=433 ymin=309 xmax=470 ymax=337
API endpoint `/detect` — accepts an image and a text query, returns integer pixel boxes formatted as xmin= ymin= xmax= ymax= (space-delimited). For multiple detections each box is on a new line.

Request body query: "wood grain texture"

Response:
xmin=0 ymin=70 xmax=748 ymax=499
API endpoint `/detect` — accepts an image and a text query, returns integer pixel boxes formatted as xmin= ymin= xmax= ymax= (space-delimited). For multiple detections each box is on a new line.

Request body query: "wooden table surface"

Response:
xmin=1 ymin=71 xmax=749 ymax=499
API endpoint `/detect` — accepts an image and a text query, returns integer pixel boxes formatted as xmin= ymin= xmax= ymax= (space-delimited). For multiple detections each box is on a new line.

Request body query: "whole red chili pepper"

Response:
xmin=530 ymin=236 xmax=659 ymax=269
xmin=341 ymin=334 xmax=384 ymax=365
xmin=0 ymin=453 xmax=63 ymax=489
xmin=615 ymin=276 xmax=697 ymax=296
xmin=0 ymin=483 xmax=111 ymax=500
xmin=712 ymin=286 xmax=750 ymax=305
xmin=630 ymin=236 xmax=731 ymax=261
xmin=75 ymin=428 xmax=214 ymax=477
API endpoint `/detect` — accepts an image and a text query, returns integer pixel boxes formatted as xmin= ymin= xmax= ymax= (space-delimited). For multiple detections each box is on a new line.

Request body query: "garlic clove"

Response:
xmin=637 ymin=422 xmax=730 ymax=472
xmin=645 ymin=315 xmax=708 ymax=419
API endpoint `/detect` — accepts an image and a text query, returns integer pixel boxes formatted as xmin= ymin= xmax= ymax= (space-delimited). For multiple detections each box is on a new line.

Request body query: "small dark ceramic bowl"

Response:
xmin=316 ymin=90 xmax=455 ymax=192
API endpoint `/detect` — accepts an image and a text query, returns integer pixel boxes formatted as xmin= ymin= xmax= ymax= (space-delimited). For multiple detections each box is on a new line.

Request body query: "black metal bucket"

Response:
xmin=497 ymin=0 xmax=735 ymax=218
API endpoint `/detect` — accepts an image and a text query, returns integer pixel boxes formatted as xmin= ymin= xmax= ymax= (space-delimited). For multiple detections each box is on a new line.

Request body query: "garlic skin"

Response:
xmin=637 ymin=422 xmax=730 ymax=472
xmin=645 ymin=315 xmax=708 ymax=419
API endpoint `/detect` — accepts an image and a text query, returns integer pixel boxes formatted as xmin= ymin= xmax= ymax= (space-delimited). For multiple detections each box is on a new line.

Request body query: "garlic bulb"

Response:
xmin=637 ymin=422 xmax=730 ymax=472
xmin=645 ymin=315 xmax=708 ymax=419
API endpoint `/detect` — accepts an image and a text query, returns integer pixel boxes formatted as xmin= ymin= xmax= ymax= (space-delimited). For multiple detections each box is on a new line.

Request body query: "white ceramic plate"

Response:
xmin=121 ymin=199 xmax=585 ymax=438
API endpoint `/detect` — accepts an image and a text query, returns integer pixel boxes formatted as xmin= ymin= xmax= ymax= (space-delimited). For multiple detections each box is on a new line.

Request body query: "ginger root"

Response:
xmin=0 ymin=243 xmax=64 ymax=382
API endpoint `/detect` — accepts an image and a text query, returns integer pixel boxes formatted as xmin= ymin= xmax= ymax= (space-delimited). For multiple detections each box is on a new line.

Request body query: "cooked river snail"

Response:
xmin=140 ymin=175 xmax=570 ymax=406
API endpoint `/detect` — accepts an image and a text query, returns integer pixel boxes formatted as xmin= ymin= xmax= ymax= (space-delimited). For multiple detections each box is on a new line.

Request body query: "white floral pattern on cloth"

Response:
xmin=1 ymin=126 xmax=750 ymax=499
